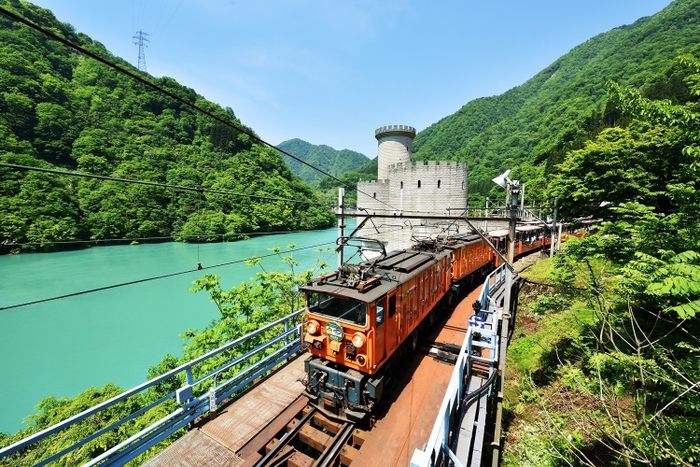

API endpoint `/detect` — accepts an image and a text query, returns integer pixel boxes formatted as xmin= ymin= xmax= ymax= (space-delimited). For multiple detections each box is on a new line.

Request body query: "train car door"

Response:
xmin=385 ymin=293 xmax=399 ymax=354
xmin=374 ymin=297 xmax=387 ymax=363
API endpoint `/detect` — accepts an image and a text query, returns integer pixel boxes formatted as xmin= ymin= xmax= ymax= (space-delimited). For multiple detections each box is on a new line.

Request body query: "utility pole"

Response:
xmin=484 ymin=197 xmax=489 ymax=233
xmin=491 ymin=178 xmax=519 ymax=467
xmin=133 ymin=29 xmax=149 ymax=73
xmin=337 ymin=188 xmax=345 ymax=269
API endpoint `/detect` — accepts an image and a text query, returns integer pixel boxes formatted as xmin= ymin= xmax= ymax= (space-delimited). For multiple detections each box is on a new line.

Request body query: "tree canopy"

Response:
xmin=503 ymin=52 xmax=700 ymax=466
xmin=0 ymin=0 xmax=334 ymax=252
xmin=411 ymin=0 xmax=700 ymax=203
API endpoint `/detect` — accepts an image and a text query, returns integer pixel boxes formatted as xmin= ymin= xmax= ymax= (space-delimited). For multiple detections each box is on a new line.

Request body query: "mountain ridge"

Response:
xmin=277 ymin=138 xmax=370 ymax=185
xmin=0 ymin=0 xmax=334 ymax=250
xmin=411 ymin=0 xmax=700 ymax=198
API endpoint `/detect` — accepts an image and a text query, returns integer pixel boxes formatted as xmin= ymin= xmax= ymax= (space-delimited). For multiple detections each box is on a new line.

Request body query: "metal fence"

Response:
xmin=0 ymin=309 xmax=305 ymax=466
xmin=410 ymin=264 xmax=507 ymax=467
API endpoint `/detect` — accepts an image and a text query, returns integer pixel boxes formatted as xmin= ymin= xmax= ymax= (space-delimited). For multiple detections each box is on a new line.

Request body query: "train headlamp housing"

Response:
xmin=307 ymin=319 xmax=321 ymax=335
xmin=351 ymin=332 xmax=367 ymax=349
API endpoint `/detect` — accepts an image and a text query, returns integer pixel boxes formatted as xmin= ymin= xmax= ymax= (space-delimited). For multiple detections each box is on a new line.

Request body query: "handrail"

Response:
xmin=0 ymin=308 xmax=306 ymax=466
xmin=410 ymin=264 xmax=506 ymax=467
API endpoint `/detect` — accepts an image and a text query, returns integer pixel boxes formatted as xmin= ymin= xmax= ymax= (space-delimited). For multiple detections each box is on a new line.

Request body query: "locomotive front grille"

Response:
xmin=303 ymin=355 xmax=372 ymax=420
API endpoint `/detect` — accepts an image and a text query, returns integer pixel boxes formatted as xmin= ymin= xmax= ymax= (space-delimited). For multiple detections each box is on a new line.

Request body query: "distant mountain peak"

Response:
xmin=277 ymin=139 xmax=370 ymax=185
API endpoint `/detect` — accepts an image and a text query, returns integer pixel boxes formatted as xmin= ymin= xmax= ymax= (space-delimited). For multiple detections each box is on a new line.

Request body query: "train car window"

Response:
xmin=376 ymin=298 xmax=385 ymax=325
xmin=307 ymin=292 xmax=367 ymax=327
xmin=388 ymin=295 xmax=396 ymax=318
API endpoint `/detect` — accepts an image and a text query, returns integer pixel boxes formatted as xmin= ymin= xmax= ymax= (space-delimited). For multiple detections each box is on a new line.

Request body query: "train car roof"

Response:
xmin=487 ymin=229 xmax=510 ymax=237
xmin=300 ymin=249 xmax=448 ymax=302
xmin=516 ymin=225 xmax=545 ymax=232
xmin=300 ymin=276 xmax=397 ymax=302
xmin=488 ymin=225 xmax=546 ymax=237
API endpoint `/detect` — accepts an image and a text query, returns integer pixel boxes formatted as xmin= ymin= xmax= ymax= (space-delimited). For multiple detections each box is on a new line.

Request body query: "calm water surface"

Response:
xmin=0 ymin=226 xmax=343 ymax=434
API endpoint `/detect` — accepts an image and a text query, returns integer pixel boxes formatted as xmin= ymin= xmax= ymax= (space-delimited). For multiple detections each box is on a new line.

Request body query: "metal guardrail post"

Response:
xmin=0 ymin=308 xmax=306 ymax=465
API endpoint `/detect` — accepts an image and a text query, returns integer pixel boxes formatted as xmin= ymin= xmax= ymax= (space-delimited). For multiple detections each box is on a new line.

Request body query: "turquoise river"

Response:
xmin=0 ymin=225 xmax=346 ymax=434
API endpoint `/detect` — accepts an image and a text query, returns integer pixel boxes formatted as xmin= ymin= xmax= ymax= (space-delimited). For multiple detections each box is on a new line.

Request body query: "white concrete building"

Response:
xmin=356 ymin=125 xmax=469 ymax=253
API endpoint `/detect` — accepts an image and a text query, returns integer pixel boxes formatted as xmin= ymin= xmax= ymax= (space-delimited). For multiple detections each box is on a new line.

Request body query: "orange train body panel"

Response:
xmin=298 ymin=226 xmax=554 ymax=421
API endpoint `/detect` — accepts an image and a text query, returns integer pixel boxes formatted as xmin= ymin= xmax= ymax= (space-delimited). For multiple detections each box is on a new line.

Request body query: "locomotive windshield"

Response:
xmin=307 ymin=292 xmax=367 ymax=327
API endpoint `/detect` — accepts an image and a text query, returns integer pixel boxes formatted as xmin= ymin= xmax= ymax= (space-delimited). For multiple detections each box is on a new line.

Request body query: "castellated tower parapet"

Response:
xmin=376 ymin=125 xmax=416 ymax=180
xmin=358 ymin=160 xmax=467 ymax=216
xmin=357 ymin=124 xmax=468 ymax=253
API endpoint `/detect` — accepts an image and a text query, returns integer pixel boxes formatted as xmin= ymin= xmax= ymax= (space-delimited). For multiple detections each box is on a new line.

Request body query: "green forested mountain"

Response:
xmin=277 ymin=138 xmax=370 ymax=186
xmin=412 ymin=0 xmax=700 ymax=199
xmin=0 ymin=0 xmax=333 ymax=251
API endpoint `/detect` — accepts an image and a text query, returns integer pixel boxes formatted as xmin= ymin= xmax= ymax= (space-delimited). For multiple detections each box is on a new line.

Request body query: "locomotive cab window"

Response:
xmin=376 ymin=298 xmax=385 ymax=325
xmin=307 ymin=292 xmax=367 ymax=327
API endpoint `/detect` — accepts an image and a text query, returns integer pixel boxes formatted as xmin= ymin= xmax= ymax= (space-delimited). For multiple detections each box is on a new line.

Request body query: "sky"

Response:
xmin=26 ymin=0 xmax=673 ymax=160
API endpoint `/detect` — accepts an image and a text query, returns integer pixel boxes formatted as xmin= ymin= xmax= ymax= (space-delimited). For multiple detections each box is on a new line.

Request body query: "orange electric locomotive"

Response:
xmin=298 ymin=233 xmax=494 ymax=421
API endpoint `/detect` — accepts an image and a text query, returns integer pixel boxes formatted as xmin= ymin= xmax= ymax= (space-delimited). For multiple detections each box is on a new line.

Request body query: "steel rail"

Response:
xmin=316 ymin=421 xmax=356 ymax=467
xmin=253 ymin=406 xmax=317 ymax=467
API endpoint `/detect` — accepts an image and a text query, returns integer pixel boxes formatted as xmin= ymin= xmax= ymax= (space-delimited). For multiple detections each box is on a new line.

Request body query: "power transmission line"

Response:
xmin=0 ymin=242 xmax=335 ymax=312
xmin=0 ymin=163 xmax=332 ymax=207
xmin=0 ymin=6 xmax=400 ymax=212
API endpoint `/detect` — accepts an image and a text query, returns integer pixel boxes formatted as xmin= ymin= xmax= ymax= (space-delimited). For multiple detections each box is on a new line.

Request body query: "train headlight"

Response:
xmin=352 ymin=332 xmax=366 ymax=349
xmin=307 ymin=320 xmax=321 ymax=335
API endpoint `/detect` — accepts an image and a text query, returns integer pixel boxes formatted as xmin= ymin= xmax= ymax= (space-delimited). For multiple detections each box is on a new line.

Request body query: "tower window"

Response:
xmin=400 ymin=181 xmax=403 ymax=189
xmin=418 ymin=180 xmax=421 ymax=189
xmin=437 ymin=180 xmax=441 ymax=188
xmin=373 ymin=193 xmax=376 ymax=199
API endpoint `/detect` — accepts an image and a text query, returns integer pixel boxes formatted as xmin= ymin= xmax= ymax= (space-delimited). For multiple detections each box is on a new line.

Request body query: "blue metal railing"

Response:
xmin=477 ymin=263 xmax=507 ymax=316
xmin=0 ymin=309 xmax=306 ymax=466
xmin=410 ymin=264 xmax=507 ymax=467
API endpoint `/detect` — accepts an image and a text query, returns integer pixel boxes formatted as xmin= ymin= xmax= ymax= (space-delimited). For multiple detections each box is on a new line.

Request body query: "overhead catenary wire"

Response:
xmin=0 ymin=242 xmax=335 ymax=312
xmin=0 ymin=5 xmax=400 ymax=213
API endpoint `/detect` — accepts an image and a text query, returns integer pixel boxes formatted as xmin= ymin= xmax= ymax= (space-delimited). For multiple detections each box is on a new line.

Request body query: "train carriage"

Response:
xmin=301 ymin=248 xmax=452 ymax=419
xmin=299 ymin=225 xmax=555 ymax=421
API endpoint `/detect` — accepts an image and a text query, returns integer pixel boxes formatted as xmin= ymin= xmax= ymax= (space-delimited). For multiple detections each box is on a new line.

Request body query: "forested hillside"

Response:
xmin=412 ymin=0 xmax=700 ymax=200
xmin=501 ymin=51 xmax=700 ymax=465
xmin=0 ymin=0 xmax=334 ymax=252
xmin=277 ymin=138 xmax=370 ymax=186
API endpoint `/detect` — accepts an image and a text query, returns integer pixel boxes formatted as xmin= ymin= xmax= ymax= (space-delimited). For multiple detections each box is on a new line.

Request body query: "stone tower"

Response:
xmin=356 ymin=124 xmax=469 ymax=253
xmin=375 ymin=125 xmax=416 ymax=180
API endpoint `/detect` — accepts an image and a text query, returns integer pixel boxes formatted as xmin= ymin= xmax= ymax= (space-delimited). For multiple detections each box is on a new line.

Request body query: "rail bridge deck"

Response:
xmin=0 ymin=251 xmax=541 ymax=467
xmin=143 ymin=356 xmax=308 ymax=466
xmin=143 ymin=280 xmax=494 ymax=467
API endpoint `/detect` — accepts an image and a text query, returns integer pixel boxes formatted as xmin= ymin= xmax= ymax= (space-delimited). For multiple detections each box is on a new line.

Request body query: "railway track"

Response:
xmin=246 ymin=397 xmax=366 ymax=467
